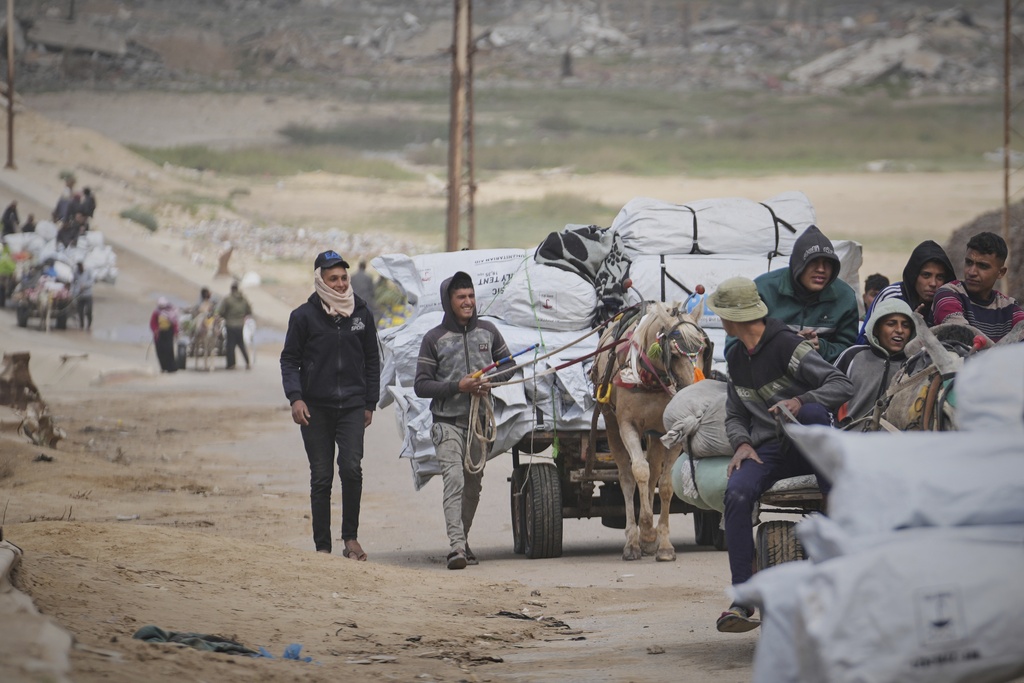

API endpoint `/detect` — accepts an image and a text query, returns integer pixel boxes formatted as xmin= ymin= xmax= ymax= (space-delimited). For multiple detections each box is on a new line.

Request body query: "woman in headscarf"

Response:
xmin=150 ymin=298 xmax=179 ymax=373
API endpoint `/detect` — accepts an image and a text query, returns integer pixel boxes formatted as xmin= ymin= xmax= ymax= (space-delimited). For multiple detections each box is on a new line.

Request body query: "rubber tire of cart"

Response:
xmin=755 ymin=520 xmax=804 ymax=572
xmin=522 ymin=463 xmax=563 ymax=559
xmin=16 ymin=304 xmax=28 ymax=328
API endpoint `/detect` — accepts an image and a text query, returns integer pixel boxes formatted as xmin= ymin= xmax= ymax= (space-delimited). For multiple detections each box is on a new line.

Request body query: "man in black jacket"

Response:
xmin=281 ymin=250 xmax=380 ymax=560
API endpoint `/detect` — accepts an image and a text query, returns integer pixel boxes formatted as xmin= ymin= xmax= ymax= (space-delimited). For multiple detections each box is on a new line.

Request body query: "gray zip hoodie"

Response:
xmin=414 ymin=272 xmax=514 ymax=424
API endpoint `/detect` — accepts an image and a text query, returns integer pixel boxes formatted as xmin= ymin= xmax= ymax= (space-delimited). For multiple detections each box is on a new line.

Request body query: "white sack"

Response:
xmin=787 ymin=427 xmax=1024 ymax=535
xmin=955 ymin=345 xmax=1024 ymax=433
xmin=739 ymin=527 xmax=1024 ymax=683
xmin=670 ymin=454 xmax=730 ymax=512
xmin=660 ymin=379 xmax=732 ymax=458
xmin=627 ymin=253 xmax=785 ymax=328
xmin=611 ymin=191 xmax=816 ymax=257
xmin=373 ymin=249 xmax=529 ymax=317
xmin=35 ymin=221 xmax=58 ymax=241
xmin=832 ymin=239 xmax=863 ymax=305
xmin=484 ymin=262 xmax=597 ymax=331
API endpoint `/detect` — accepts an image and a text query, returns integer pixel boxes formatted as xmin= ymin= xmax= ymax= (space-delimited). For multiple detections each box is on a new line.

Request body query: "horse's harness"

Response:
xmin=595 ymin=304 xmax=709 ymax=404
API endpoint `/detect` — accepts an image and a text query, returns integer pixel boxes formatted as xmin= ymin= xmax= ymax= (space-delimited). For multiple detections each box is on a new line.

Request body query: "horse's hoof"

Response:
xmin=622 ymin=546 xmax=642 ymax=561
xmin=641 ymin=540 xmax=658 ymax=556
xmin=655 ymin=548 xmax=676 ymax=562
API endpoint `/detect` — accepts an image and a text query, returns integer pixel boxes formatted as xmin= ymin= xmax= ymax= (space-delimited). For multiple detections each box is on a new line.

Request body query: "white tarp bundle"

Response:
xmin=627 ymin=240 xmax=863 ymax=330
xmin=484 ymin=262 xmax=597 ymax=331
xmin=2 ymin=228 xmax=118 ymax=283
xmin=660 ymin=379 xmax=732 ymax=458
xmin=787 ymin=428 xmax=1024 ymax=535
xmin=611 ymin=191 xmax=817 ymax=257
xmin=954 ymin=345 xmax=1024 ymax=433
xmin=735 ymin=525 xmax=1024 ymax=683
xmin=378 ymin=309 xmax=601 ymax=488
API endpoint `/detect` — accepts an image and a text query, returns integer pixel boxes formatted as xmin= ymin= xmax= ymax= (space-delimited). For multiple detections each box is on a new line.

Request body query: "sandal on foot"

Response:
xmin=341 ymin=541 xmax=367 ymax=561
xmin=447 ymin=549 xmax=467 ymax=570
xmin=716 ymin=604 xmax=760 ymax=633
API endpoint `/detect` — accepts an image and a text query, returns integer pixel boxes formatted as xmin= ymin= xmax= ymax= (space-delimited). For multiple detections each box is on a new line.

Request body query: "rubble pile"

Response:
xmin=169 ymin=217 xmax=429 ymax=270
xmin=1 ymin=0 xmax=1011 ymax=96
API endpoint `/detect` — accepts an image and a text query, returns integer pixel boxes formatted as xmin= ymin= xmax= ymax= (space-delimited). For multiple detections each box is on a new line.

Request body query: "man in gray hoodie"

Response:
xmin=414 ymin=271 xmax=515 ymax=569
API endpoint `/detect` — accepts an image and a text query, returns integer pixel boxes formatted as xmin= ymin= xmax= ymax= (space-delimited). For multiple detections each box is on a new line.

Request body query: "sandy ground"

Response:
xmin=0 ymin=91 xmax=1011 ymax=682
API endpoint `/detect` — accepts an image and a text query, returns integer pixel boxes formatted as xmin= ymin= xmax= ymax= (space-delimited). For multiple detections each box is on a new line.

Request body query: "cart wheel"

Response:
xmin=522 ymin=463 xmax=562 ymax=559
xmin=16 ymin=304 xmax=28 ymax=327
xmin=55 ymin=312 xmax=68 ymax=330
xmin=510 ymin=465 xmax=527 ymax=555
xmin=755 ymin=520 xmax=804 ymax=572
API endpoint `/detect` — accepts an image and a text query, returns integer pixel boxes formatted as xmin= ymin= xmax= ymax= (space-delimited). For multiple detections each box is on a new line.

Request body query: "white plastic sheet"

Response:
xmin=955 ymin=345 xmax=1024 ymax=433
xmin=485 ymin=262 xmax=597 ymax=331
xmin=786 ymin=427 xmax=1024 ymax=536
xmin=611 ymin=191 xmax=817 ymax=257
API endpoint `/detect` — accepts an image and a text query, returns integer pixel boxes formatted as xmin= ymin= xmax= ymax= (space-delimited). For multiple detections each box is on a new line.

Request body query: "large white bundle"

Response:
xmin=2 ymin=232 xmax=45 ymax=255
xmin=373 ymin=249 xmax=529 ymax=317
xmin=629 ymin=241 xmax=863 ymax=329
xmin=955 ymin=345 xmax=1024 ymax=433
xmin=660 ymin=379 xmax=731 ymax=458
xmin=629 ymin=253 xmax=784 ymax=328
xmin=735 ymin=526 xmax=1024 ymax=683
xmin=35 ymin=221 xmax=59 ymax=241
xmin=484 ymin=262 xmax=597 ymax=331
xmin=670 ymin=454 xmax=730 ymax=512
xmin=787 ymin=427 xmax=1024 ymax=536
xmin=611 ymin=191 xmax=816 ymax=257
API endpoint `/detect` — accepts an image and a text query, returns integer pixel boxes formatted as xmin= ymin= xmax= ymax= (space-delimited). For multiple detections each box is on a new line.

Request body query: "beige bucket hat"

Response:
xmin=707 ymin=277 xmax=769 ymax=322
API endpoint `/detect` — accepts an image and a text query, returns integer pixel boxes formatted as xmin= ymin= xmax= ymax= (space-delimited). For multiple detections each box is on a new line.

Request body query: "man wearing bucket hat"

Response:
xmin=281 ymin=250 xmax=380 ymax=560
xmin=708 ymin=277 xmax=853 ymax=633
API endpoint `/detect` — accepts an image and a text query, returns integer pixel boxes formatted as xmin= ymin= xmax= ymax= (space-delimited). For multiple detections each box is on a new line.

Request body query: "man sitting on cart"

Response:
xmin=835 ymin=298 xmax=917 ymax=428
xmin=414 ymin=271 xmax=516 ymax=570
xmin=708 ymin=277 xmax=853 ymax=633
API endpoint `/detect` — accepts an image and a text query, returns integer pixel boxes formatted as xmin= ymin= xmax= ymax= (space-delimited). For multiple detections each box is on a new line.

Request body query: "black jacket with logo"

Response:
xmin=280 ymin=292 xmax=380 ymax=411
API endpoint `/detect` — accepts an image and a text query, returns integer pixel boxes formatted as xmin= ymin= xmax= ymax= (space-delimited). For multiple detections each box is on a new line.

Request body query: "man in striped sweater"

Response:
xmin=932 ymin=232 xmax=1024 ymax=344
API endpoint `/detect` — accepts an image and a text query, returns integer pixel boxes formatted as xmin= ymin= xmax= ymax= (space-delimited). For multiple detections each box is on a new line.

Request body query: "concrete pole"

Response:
xmin=5 ymin=0 xmax=14 ymax=170
xmin=1004 ymin=0 xmax=1012 ymax=292
xmin=445 ymin=0 xmax=470 ymax=252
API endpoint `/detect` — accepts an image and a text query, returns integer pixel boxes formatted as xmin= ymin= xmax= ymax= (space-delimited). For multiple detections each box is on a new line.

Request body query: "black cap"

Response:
xmin=314 ymin=250 xmax=350 ymax=271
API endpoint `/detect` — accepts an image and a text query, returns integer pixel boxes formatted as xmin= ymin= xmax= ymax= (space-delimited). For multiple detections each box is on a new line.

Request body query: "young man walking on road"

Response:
xmin=414 ymin=271 xmax=515 ymax=569
xmin=218 ymin=281 xmax=253 ymax=369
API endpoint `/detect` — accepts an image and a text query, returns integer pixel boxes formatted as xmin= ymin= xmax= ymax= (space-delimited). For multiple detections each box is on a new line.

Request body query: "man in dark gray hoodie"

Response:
xmin=414 ymin=272 xmax=514 ymax=569
xmin=708 ymin=277 xmax=853 ymax=633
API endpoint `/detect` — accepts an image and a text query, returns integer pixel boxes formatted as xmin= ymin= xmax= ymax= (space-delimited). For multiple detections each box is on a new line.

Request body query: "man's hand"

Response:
xmin=769 ymin=397 xmax=802 ymax=419
xmin=798 ymin=329 xmax=820 ymax=350
xmin=291 ymin=399 xmax=310 ymax=426
xmin=458 ymin=374 xmax=491 ymax=397
xmin=727 ymin=444 xmax=762 ymax=478
xmin=364 ymin=410 xmax=373 ymax=428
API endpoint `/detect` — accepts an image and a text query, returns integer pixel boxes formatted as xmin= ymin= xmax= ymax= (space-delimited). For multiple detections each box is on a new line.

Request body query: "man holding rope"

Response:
xmin=414 ymin=271 xmax=515 ymax=570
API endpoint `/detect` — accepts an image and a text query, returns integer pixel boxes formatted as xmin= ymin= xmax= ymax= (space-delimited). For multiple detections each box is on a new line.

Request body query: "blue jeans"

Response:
xmin=301 ymin=405 xmax=365 ymax=552
xmin=723 ymin=403 xmax=832 ymax=586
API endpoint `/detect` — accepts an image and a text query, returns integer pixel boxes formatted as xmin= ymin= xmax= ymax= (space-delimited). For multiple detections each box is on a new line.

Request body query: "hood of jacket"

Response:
xmin=866 ymin=297 xmax=916 ymax=357
xmin=900 ymin=240 xmax=956 ymax=309
xmin=789 ymin=225 xmax=841 ymax=296
xmin=748 ymin=316 xmax=794 ymax=355
xmin=440 ymin=271 xmax=478 ymax=333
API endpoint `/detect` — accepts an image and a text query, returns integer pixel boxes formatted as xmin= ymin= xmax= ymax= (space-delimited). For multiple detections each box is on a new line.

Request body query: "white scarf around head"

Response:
xmin=315 ymin=268 xmax=355 ymax=317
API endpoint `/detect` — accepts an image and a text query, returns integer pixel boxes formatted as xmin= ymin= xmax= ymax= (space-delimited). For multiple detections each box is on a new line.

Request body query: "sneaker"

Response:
xmin=465 ymin=545 xmax=478 ymax=566
xmin=446 ymin=549 xmax=467 ymax=570
xmin=716 ymin=604 xmax=760 ymax=633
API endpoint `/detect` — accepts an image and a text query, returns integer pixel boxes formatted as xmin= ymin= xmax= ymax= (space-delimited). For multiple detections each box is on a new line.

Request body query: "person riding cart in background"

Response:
xmin=857 ymin=240 xmax=955 ymax=344
xmin=932 ymin=231 xmax=1024 ymax=344
xmin=414 ymin=271 xmax=516 ymax=570
xmin=750 ymin=225 xmax=859 ymax=363
xmin=708 ymin=277 xmax=852 ymax=634
xmin=835 ymin=298 xmax=916 ymax=428
xmin=281 ymin=250 xmax=379 ymax=560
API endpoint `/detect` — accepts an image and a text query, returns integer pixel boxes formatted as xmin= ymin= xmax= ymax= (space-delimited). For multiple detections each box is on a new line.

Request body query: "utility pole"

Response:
xmin=5 ymin=0 xmax=14 ymax=170
xmin=1004 ymin=0 xmax=1011 ymax=255
xmin=446 ymin=0 xmax=475 ymax=251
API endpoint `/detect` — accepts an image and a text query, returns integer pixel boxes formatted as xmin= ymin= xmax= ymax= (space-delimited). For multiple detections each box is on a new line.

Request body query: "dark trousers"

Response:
xmin=301 ymin=405 xmax=365 ymax=552
xmin=155 ymin=330 xmax=177 ymax=373
xmin=77 ymin=295 xmax=93 ymax=330
xmin=723 ymin=403 xmax=832 ymax=586
xmin=225 ymin=325 xmax=249 ymax=368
